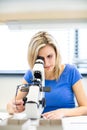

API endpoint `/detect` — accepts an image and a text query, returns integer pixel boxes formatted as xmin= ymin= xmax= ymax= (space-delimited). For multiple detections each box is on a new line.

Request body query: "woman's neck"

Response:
xmin=45 ymin=70 xmax=55 ymax=80
xmin=45 ymin=64 xmax=65 ymax=80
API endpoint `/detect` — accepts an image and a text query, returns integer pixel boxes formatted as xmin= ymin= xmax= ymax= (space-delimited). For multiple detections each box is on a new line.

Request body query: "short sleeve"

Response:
xmin=70 ymin=65 xmax=83 ymax=86
xmin=23 ymin=70 xmax=33 ymax=83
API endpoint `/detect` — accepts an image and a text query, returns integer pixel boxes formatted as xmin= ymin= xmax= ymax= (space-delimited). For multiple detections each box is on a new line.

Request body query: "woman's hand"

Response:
xmin=7 ymin=99 xmax=25 ymax=115
xmin=42 ymin=109 xmax=65 ymax=119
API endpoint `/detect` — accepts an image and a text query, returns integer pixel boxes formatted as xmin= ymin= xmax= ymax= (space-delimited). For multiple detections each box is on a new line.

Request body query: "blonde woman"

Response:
xmin=7 ymin=31 xmax=87 ymax=119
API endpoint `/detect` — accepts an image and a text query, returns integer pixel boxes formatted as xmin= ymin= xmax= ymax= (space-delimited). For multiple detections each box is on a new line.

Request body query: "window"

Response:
xmin=73 ymin=28 xmax=87 ymax=74
xmin=0 ymin=22 xmax=87 ymax=74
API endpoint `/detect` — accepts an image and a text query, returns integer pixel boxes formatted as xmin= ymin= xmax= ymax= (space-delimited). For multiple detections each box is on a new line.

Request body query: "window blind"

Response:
xmin=0 ymin=23 xmax=87 ymax=74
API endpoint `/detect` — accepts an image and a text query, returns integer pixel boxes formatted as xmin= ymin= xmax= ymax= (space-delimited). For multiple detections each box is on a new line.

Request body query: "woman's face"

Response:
xmin=38 ymin=45 xmax=56 ymax=73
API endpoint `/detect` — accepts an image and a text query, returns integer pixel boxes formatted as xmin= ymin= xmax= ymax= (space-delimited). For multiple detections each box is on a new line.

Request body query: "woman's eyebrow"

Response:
xmin=47 ymin=54 xmax=53 ymax=57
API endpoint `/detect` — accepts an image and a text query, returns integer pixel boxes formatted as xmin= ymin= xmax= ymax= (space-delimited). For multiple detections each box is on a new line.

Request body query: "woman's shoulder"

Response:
xmin=65 ymin=64 xmax=78 ymax=71
xmin=64 ymin=63 xmax=82 ymax=79
xmin=24 ymin=69 xmax=32 ymax=75
xmin=23 ymin=70 xmax=33 ymax=83
xmin=61 ymin=64 xmax=82 ymax=86
xmin=63 ymin=63 xmax=82 ymax=78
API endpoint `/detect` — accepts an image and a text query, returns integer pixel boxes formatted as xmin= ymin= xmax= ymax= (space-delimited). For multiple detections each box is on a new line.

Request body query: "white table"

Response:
xmin=0 ymin=112 xmax=87 ymax=130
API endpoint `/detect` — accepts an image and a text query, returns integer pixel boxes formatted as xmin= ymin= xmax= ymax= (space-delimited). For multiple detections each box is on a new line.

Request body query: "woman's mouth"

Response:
xmin=45 ymin=66 xmax=51 ymax=70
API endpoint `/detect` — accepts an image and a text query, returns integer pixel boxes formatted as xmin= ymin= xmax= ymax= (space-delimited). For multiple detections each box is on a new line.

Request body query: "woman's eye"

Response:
xmin=47 ymin=55 xmax=52 ymax=58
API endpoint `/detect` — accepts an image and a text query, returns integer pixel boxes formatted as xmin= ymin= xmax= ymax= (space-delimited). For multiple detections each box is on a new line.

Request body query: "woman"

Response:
xmin=7 ymin=31 xmax=87 ymax=119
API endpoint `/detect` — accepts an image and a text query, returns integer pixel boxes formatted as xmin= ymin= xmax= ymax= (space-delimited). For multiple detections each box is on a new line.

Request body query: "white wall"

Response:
xmin=82 ymin=77 xmax=87 ymax=94
xmin=0 ymin=75 xmax=87 ymax=111
xmin=0 ymin=75 xmax=23 ymax=111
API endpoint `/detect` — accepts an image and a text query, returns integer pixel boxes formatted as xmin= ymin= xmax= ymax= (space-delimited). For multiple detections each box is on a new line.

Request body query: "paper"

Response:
xmin=12 ymin=112 xmax=27 ymax=120
xmin=62 ymin=116 xmax=87 ymax=130
xmin=0 ymin=112 xmax=12 ymax=121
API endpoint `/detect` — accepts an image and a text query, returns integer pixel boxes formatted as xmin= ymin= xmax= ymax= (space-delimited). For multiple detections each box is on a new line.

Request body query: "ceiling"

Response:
xmin=0 ymin=0 xmax=87 ymax=22
xmin=0 ymin=0 xmax=87 ymax=13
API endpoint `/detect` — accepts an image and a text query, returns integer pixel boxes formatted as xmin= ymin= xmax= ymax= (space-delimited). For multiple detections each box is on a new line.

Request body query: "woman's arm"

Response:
xmin=42 ymin=79 xmax=87 ymax=119
xmin=16 ymin=78 xmax=28 ymax=99
xmin=7 ymin=78 xmax=28 ymax=114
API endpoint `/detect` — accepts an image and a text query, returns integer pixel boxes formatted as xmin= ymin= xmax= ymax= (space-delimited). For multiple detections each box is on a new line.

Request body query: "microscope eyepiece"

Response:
xmin=37 ymin=56 xmax=44 ymax=61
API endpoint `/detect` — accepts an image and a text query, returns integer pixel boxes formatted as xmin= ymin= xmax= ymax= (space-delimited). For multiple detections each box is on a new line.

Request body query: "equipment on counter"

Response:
xmin=16 ymin=56 xmax=50 ymax=119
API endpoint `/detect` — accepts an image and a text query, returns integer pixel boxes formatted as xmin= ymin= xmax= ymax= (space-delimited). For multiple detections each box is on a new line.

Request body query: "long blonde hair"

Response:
xmin=27 ymin=31 xmax=62 ymax=79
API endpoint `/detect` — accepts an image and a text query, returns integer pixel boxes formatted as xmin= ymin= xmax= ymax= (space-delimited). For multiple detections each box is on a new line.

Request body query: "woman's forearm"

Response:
xmin=42 ymin=106 xmax=87 ymax=119
xmin=62 ymin=106 xmax=87 ymax=117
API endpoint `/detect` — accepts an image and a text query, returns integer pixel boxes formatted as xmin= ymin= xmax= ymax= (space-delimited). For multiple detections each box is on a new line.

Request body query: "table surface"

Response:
xmin=0 ymin=112 xmax=87 ymax=130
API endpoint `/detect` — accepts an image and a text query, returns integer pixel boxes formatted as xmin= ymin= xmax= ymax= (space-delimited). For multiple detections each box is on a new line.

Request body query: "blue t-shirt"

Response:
xmin=24 ymin=64 xmax=82 ymax=113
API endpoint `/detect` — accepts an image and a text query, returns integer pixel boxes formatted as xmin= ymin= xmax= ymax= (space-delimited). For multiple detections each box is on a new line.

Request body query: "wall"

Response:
xmin=0 ymin=75 xmax=23 ymax=110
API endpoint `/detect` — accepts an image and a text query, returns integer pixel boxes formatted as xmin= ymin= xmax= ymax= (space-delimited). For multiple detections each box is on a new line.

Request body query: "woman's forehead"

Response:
xmin=38 ymin=45 xmax=55 ymax=56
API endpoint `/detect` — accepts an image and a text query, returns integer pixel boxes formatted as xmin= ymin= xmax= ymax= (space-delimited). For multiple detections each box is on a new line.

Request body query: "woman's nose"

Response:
xmin=44 ymin=58 xmax=49 ymax=67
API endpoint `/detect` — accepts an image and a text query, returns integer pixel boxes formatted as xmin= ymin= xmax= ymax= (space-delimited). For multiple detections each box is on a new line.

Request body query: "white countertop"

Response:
xmin=0 ymin=111 xmax=87 ymax=130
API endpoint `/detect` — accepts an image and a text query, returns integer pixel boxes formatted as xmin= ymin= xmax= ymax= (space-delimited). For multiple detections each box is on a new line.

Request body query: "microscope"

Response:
xmin=16 ymin=56 xmax=50 ymax=119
